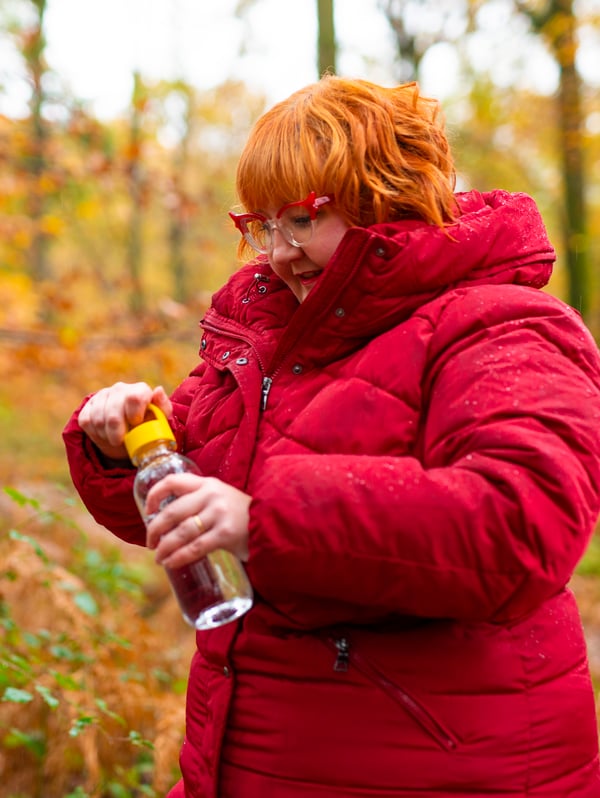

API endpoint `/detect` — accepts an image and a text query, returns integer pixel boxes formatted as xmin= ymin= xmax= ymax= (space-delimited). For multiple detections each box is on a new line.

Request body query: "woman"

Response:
xmin=64 ymin=76 xmax=600 ymax=797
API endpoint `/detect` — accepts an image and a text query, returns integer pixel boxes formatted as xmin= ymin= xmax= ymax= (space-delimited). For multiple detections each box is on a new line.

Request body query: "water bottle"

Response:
xmin=123 ymin=404 xmax=253 ymax=630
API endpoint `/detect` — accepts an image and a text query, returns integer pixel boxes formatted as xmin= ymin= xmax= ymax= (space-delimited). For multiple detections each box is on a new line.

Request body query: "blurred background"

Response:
xmin=1 ymin=1 xmax=599 ymax=795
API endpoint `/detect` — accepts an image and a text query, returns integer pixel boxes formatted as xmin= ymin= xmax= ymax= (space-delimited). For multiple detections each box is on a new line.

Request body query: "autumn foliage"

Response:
xmin=0 ymin=485 xmax=195 ymax=797
xmin=1 ymin=3 xmax=600 ymax=795
xmin=1 ymin=69 xmax=252 ymax=794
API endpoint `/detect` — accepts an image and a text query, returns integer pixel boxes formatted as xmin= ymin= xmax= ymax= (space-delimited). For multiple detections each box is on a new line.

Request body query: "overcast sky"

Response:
xmin=45 ymin=0 xmax=398 ymax=117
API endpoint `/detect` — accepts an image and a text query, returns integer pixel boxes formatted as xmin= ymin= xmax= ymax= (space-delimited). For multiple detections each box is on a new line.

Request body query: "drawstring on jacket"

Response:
xmin=241 ymin=273 xmax=270 ymax=304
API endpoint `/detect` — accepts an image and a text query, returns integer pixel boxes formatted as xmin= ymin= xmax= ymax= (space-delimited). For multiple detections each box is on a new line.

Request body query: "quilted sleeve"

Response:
xmin=246 ymin=288 xmax=600 ymax=628
xmin=62 ymin=362 xmax=209 ymax=545
xmin=62 ymin=399 xmax=145 ymax=545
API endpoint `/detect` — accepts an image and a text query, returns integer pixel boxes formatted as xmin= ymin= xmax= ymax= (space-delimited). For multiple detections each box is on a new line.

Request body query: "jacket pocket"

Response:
xmin=327 ymin=634 xmax=459 ymax=752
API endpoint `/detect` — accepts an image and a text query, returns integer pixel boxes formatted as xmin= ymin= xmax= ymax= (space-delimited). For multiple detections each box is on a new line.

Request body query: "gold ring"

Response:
xmin=192 ymin=514 xmax=204 ymax=533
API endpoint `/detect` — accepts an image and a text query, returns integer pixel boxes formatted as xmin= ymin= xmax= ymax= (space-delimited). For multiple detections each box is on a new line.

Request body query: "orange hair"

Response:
xmin=234 ymin=76 xmax=457 ymax=256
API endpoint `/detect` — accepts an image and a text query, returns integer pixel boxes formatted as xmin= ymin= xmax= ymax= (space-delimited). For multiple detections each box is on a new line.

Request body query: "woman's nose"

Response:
xmin=269 ymin=227 xmax=299 ymax=262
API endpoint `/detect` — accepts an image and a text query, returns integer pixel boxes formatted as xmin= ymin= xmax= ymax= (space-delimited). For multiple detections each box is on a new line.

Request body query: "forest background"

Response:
xmin=1 ymin=0 xmax=600 ymax=796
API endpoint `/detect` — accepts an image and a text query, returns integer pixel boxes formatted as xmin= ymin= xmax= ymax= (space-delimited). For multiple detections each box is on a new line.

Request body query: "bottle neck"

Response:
xmin=131 ymin=438 xmax=177 ymax=468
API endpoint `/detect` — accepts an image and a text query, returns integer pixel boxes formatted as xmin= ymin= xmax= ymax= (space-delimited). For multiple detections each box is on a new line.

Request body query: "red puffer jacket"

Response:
xmin=64 ymin=190 xmax=600 ymax=797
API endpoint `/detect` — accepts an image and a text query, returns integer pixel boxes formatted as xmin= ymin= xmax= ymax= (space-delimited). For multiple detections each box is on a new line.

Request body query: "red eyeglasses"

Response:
xmin=229 ymin=191 xmax=334 ymax=254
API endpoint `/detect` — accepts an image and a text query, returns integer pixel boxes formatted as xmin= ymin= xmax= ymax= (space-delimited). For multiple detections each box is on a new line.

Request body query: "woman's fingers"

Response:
xmin=155 ymin=517 xmax=216 ymax=569
xmin=146 ymin=476 xmax=251 ymax=567
xmin=144 ymin=474 xmax=204 ymax=534
xmin=151 ymin=385 xmax=174 ymax=419
xmin=78 ymin=382 xmax=169 ymax=460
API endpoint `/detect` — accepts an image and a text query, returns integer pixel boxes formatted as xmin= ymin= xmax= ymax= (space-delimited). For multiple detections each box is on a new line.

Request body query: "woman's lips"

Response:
xmin=297 ymin=269 xmax=323 ymax=285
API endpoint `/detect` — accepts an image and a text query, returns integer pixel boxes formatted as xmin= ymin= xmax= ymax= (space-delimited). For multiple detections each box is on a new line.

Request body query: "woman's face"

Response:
xmin=266 ymin=204 xmax=350 ymax=303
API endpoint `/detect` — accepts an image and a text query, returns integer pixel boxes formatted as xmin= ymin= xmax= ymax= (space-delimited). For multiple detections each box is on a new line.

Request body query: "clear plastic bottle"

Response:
xmin=124 ymin=404 xmax=253 ymax=630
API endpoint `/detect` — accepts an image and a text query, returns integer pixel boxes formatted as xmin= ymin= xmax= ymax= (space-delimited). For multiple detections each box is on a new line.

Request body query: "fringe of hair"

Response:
xmin=235 ymin=75 xmax=458 ymax=258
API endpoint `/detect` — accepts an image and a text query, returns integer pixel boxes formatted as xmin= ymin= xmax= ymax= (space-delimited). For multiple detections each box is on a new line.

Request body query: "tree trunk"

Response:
xmin=517 ymin=0 xmax=589 ymax=316
xmin=168 ymin=88 xmax=194 ymax=304
xmin=316 ymin=0 xmax=337 ymax=76
xmin=553 ymin=1 xmax=588 ymax=316
xmin=126 ymin=72 xmax=146 ymax=315
xmin=26 ymin=0 xmax=50 ymax=288
xmin=381 ymin=0 xmax=445 ymax=83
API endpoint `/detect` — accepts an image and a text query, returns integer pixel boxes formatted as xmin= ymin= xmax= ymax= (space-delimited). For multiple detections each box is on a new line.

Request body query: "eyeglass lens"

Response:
xmin=246 ymin=206 xmax=315 ymax=252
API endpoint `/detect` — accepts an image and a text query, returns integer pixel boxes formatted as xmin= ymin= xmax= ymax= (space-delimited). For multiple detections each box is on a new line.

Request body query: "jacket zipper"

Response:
xmin=329 ymin=635 xmax=457 ymax=751
xmin=261 ymin=376 xmax=273 ymax=411
xmin=202 ymin=319 xmax=285 ymax=413
xmin=333 ymin=636 xmax=350 ymax=672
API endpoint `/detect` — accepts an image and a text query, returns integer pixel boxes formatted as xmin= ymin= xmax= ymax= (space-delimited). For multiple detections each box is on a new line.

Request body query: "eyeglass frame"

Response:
xmin=229 ymin=191 xmax=334 ymax=254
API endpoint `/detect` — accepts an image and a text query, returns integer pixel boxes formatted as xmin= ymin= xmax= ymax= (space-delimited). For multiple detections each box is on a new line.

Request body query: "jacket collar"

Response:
xmin=205 ymin=190 xmax=555 ymax=367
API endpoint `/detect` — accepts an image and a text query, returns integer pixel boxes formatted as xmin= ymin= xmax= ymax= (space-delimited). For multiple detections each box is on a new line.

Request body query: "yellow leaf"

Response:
xmin=13 ymin=228 xmax=32 ymax=249
xmin=58 ymin=327 xmax=80 ymax=349
xmin=38 ymin=174 xmax=57 ymax=193
xmin=39 ymin=215 xmax=65 ymax=236
xmin=0 ymin=272 xmax=38 ymax=325
xmin=76 ymin=198 xmax=100 ymax=220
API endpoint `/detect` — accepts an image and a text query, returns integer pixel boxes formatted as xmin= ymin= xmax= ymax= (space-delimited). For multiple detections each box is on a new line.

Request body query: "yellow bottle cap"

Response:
xmin=123 ymin=403 xmax=175 ymax=460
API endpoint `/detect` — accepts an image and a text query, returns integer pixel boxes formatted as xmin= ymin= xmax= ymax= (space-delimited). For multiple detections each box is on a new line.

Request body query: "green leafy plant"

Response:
xmin=0 ymin=486 xmax=190 ymax=797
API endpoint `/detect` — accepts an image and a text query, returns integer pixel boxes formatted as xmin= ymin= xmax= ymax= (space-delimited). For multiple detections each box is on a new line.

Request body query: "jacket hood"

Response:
xmin=206 ymin=190 xmax=556 ymax=365
xmin=368 ymin=190 xmax=554 ymax=292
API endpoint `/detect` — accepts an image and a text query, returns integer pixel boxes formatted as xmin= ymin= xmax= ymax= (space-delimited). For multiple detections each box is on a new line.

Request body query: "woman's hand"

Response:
xmin=145 ymin=473 xmax=252 ymax=567
xmin=78 ymin=382 xmax=173 ymax=462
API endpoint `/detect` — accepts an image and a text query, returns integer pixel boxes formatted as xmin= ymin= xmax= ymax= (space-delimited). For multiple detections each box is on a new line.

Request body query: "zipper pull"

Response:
xmin=333 ymin=637 xmax=350 ymax=672
xmin=261 ymin=376 xmax=273 ymax=411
